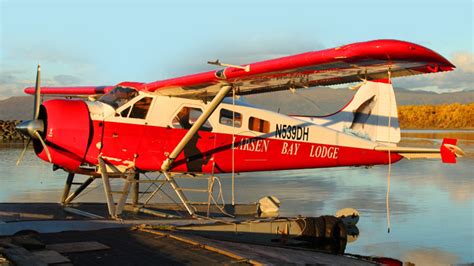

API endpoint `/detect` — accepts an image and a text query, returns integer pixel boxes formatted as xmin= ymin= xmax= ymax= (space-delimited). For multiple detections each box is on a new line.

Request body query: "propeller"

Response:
xmin=16 ymin=65 xmax=52 ymax=165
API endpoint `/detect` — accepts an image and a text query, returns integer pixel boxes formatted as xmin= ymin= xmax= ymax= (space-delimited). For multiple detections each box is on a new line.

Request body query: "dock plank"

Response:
xmin=163 ymin=230 xmax=377 ymax=266
xmin=32 ymin=250 xmax=71 ymax=264
xmin=3 ymin=247 xmax=47 ymax=266
xmin=46 ymin=241 xmax=110 ymax=253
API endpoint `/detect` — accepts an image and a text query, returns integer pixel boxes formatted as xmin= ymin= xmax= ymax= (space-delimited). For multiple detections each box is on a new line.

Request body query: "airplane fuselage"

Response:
xmin=35 ymin=92 xmax=402 ymax=175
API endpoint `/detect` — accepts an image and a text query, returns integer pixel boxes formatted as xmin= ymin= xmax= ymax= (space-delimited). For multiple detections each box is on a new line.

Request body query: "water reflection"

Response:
xmin=0 ymin=132 xmax=473 ymax=263
xmin=401 ymin=129 xmax=474 ymax=141
xmin=403 ymin=248 xmax=459 ymax=266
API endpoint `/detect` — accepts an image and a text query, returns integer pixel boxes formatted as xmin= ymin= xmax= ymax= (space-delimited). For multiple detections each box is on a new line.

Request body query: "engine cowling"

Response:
xmin=35 ymin=99 xmax=91 ymax=171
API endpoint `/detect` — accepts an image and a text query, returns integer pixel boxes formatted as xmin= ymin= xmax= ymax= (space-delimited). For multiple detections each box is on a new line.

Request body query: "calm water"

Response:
xmin=0 ymin=131 xmax=473 ymax=264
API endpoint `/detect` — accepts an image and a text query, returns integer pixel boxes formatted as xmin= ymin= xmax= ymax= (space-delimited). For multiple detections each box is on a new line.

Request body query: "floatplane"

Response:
xmin=16 ymin=39 xmax=464 ymax=218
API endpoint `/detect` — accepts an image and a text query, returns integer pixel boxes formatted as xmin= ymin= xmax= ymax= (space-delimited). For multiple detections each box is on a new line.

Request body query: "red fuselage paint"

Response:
xmin=35 ymin=110 xmax=402 ymax=174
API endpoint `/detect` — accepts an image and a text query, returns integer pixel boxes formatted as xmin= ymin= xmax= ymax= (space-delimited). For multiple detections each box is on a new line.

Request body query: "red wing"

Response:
xmin=24 ymin=86 xmax=113 ymax=96
xmin=24 ymin=40 xmax=454 ymax=99
xmin=143 ymin=39 xmax=455 ymax=98
xmin=24 ymin=82 xmax=145 ymax=96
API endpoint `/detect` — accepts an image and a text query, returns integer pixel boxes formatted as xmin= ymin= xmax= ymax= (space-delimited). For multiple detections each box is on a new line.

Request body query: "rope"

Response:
xmin=74 ymin=178 xmax=102 ymax=200
xmin=209 ymin=175 xmax=234 ymax=218
xmin=231 ymin=87 xmax=236 ymax=206
xmin=139 ymin=172 xmax=164 ymax=201
xmin=386 ymin=69 xmax=392 ymax=234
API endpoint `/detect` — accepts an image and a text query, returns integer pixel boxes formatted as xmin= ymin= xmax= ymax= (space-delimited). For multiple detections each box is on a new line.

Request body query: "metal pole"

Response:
xmin=115 ymin=173 xmax=134 ymax=216
xmin=162 ymin=171 xmax=195 ymax=216
xmin=161 ymin=85 xmax=232 ymax=171
xmin=143 ymin=182 xmax=166 ymax=206
xmin=132 ymin=173 xmax=139 ymax=206
xmin=231 ymin=87 xmax=235 ymax=206
xmin=98 ymin=157 xmax=116 ymax=218
xmin=61 ymin=172 xmax=75 ymax=205
xmin=63 ymin=176 xmax=96 ymax=205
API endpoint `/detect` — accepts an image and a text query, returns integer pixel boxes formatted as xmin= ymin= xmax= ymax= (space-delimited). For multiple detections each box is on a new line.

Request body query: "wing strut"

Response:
xmin=160 ymin=85 xmax=232 ymax=216
xmin=161 ymin=85 xmax=232 ymax=171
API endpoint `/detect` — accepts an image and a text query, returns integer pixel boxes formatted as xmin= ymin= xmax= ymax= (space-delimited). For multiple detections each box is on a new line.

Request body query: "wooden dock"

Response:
xmin=0 ymin=202 xmax=383 ymax=265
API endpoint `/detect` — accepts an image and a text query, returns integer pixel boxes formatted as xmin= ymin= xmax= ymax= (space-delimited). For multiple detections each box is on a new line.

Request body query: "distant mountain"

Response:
xmin=244 ymin=87 xmax=474 ymax=115
xmin=0 ymin=88 xmax=473 ymax=120
xmin=0 ymin=96 xmax=34 ymax=120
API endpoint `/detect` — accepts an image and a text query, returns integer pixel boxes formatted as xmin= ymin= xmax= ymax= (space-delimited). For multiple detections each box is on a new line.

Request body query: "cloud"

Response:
xmin=53 ymin=74 xmax=81 ymax=85
xmin=396 ymin=51 xmax=474 ymax=93
xmin=0 ymin=43 xmax=98 ymax=98
xmin=0 ymin=70 xmax=32 ymax=98
xmin=452 ymin=52 xmax=474 ymax=72
xmin=157 ymin=34 xmax=323 ymax=77
xmin=0 ymin=70 xmax=84 ymax=98
xmin=2 ymin=44 xmax=91 ymax=65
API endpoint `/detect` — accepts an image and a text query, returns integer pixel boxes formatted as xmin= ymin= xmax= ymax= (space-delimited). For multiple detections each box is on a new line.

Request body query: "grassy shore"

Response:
xmin=398 ymin=103 xmax=474 ymax=129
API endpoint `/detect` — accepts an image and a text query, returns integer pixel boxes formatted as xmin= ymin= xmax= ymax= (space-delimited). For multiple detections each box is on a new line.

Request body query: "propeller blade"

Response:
xmin=34 ymin=65 xmax=41 ymax=120
xmin=16 ymin=138 xmax=32 ymax=166
xmin=33 ymin=131 xmax=52 ymax=163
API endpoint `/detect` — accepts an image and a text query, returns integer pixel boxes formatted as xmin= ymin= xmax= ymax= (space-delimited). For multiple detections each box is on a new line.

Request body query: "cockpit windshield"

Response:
xmin=98 ymin=86 xmax=138 ymax=109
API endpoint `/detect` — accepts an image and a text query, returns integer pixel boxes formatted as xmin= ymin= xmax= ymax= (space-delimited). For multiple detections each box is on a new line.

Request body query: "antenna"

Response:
xmin=208 ymin=59 xmax=250 ymax=72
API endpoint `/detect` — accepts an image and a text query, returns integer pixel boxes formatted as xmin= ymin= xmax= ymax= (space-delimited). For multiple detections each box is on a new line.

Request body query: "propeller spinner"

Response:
xmin=16 ymin=65 xmax=52 ymax=165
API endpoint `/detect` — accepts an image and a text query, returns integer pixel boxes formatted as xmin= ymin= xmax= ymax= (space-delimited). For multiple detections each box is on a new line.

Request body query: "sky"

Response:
xmin=0 ymin=0 xmax=472 ymax=99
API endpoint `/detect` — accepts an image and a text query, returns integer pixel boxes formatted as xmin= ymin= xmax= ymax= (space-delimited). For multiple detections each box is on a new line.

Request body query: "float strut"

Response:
xmin=63 ymin=176 xmax=96 ymax=205
xmin=163 ymin=171 xmax=195 ymax=216
xmin=61 ymin=172 xmax=75 ymax=204
xmin=132 ymin=173 xmax=139 ymax=206
xmin=98 ymin=157 xmax=116 ymax=218
xmin=161 ymin=85 xmax=232 ymax=171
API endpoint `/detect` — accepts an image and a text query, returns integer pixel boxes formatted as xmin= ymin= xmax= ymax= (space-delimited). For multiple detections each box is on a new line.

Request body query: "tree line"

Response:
xmin=398 ymin=103 xmax=474 ymax=129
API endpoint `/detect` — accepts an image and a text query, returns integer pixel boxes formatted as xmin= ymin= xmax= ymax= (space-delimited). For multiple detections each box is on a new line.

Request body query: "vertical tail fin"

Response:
xmin=295 ymin=80 xmax=401 ymax=144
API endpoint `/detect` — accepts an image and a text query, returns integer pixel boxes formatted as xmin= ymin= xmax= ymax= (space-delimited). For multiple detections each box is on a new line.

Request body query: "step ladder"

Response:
xmin=97 ymin=157 xmax=228 ymax=219
xmin=139 ymin=173 xmax=228 ymax=218
xmin=97 ymin=157 xmax=137 ymax=218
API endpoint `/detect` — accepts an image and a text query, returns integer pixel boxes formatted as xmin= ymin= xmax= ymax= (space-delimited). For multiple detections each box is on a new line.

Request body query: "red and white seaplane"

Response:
xmin=16 ymin=39 xmax=463 ymax=218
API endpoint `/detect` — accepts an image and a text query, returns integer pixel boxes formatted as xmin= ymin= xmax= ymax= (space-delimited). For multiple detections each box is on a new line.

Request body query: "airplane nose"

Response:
xmin=16 ymin=119 xmax=44 ymax=139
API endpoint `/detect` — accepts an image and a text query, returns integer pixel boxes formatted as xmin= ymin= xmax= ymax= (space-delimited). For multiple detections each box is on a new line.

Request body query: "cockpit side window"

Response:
xmin=129 ymin=97 xmax=153 ymax=119
xmin=98 ymin=86 xmax=138 ymax=109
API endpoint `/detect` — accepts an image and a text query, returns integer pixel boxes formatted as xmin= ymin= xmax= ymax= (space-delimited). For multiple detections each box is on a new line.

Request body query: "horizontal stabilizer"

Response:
xmin=375 ymin=138 xmax=464 ymax=163
xmin=441 ymin=138 xmax=464 ymax=164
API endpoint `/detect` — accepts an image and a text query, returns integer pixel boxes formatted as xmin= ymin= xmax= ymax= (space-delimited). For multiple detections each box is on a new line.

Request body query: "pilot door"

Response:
xmin=101 ymin=96 xmax=155 ymax=165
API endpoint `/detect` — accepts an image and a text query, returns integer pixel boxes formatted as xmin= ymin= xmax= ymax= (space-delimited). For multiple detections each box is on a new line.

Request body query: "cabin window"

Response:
xmin=129 ymin=97 xmax=153 ymax=119
xmin=172 ymin=106 xmax=212 ymax=131
xmin=219 ymin=108 xmax=242 ymax=128
xmin=249 ymin=117 xmax=270 ymax=133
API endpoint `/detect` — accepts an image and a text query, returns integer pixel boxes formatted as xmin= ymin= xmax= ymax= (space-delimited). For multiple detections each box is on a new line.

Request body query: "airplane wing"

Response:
xmin=144 ymin=39 xmax=455 ymax=99
xmin=24 ymin=82 xmax=144 ymax=97
xmin=24 ymin=86 xmax=113 ymax=97
xmin=25 ymin=40 xmax=454 ymax=98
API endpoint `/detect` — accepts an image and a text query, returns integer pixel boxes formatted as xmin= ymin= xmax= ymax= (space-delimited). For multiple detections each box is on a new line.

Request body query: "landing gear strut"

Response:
xmin=60 ymin=172 xmax=96 ymax=206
